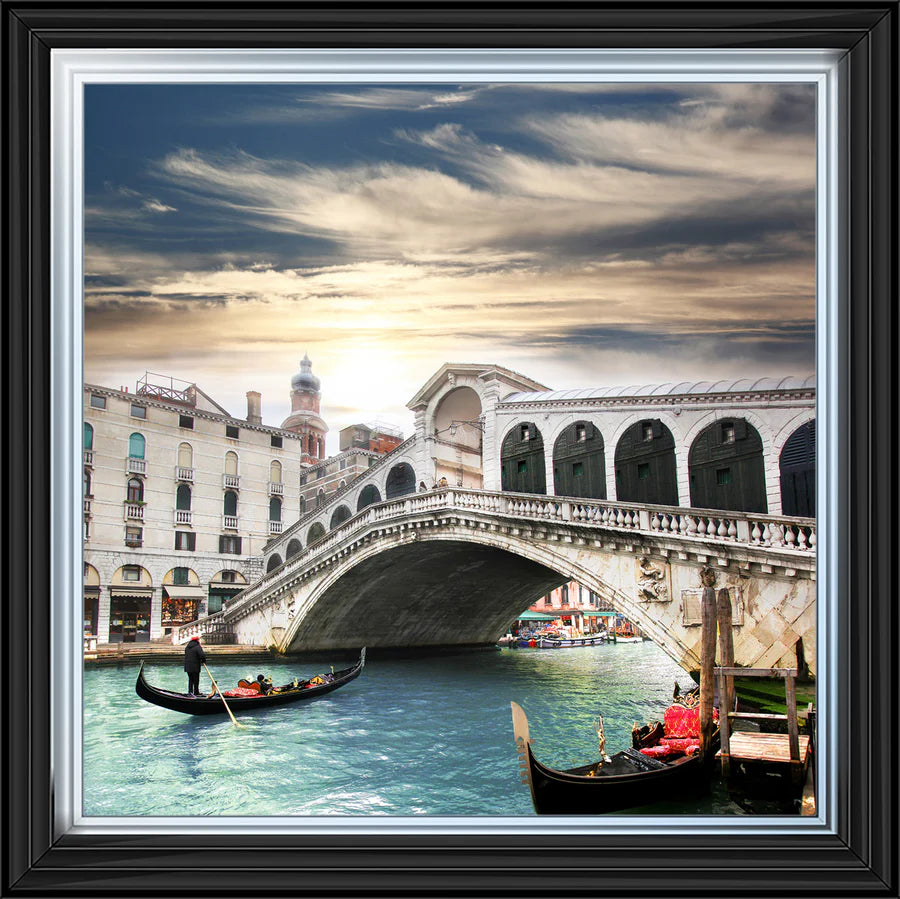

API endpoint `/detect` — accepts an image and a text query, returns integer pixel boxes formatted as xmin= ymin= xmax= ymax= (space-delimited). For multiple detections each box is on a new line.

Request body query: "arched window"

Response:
xmin=286 ymin=538 xmax=302 ymax=559
xmin=223 ymin=490 xmax=238 ymax=517
xmin=177 ymin=442 xmax=193 ymax=468
xmin=357 ymin=484 xmax=382 ymax=511
xmin=330 ymin=505 xmax=352 ymax=529
xmin=83 ymin=423 xmax=94 ymax=450
xmin=269 ymin=497 xmax=282 ymax=522
xmin=266 ymin=554 xmax=283 ymax=573
xmin=307 ymin=522 xmax=326 ymax=545
xmin=614 ymin=420 xmax=678 ymax=505
xmin=307 ymin=434 xmax=315 ymax=456
xmin=780 ymin=420 xmax=816 ymax=517
xmin=316 ymin=489 xmax=325 ymax=509
xmin=176 ymin=484 xmax=192 ymax=511
xmin=300 ymin=496 xmax=307 ymax=514
xmin=127 ymin=478 xmax=143 ymax=503
xmin=689 ymin=418 xmax=767 ymax=513
xmin=500 ymin=423 xmax=546 ymax=495
xmin=317 ymin=438 xmax=324 ymax=459
xmin=385 ymin=463 xmax=416 ymax=499
xmin=225 ymin=451 xmax=238 ymax=476
xmin=270 ymin=460 xmax=282 ymax=484
xmin=128 ymin=432 xmax=145 ymax=459
xmin=553 ymin=421 xmax=606 ymax=499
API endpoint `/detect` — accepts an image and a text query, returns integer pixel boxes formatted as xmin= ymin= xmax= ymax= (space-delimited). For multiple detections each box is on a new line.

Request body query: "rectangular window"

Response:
xmin=638 ymin=462 xmax=650 ymax=480
xmin=225 ymin=424 xmax=239 ymax=439
xmin=125 ymin=527 xmax=142 ymax=548
xmin=716 ymin=467 xmax=732 ymax=486
xmin=517 ymin=460 xmax=527 ymax=474
xmin=300 ymin=474 xmax=307 ymax=485
xmin=721 ymin=423 xmax=736 ymax=444
xmin=174 ymin=531 xmax=196 ymax=551
xmin=122 ymin=565 xmax=141 ymax=581
xmin=642 ymin=423 xmax=653 ymax=442
xmin=572 ymin=461 xmax=584 ymax=477
xmin=130 ymin=404 xmax=146 ymax=419
xmin=90 ymin=394 xmax=106 ymax=409
xmin=576 ymin=424 xmax=587 ymax=442
xmin=520 ymin=425 xmax=530 ymax=441
xmin=271 ymin=435 xmax=283 ymax=448
xmin=340 ymin=459 xmax=347 ymax=470
xmin=173 ymin=567 xmax=190 ymax=585
xmin=316 ymin=468 xmax=325 ymax=479
xmin=221 ymin=570 xmax=237 ymax=583
xmin=219 ymin=535 xmax=243 ymax=555
xmin=179 ymin=415 xmax=194 ymax=429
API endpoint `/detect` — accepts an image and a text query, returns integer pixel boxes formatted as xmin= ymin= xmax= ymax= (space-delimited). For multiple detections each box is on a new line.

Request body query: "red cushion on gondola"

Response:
xmin=221 ymin=687 xmax=261 ymax=697
xmin=659 ymin=737 xmax=700 ymax=754
xmin=639 ymin=744 xmax=673 ymax=759
xmin=663 ymin=704 xmax=718 ymax=738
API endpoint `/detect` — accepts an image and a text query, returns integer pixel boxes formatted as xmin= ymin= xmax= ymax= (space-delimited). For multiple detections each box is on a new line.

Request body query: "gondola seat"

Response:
xmin=639 ymin=703 xmax=718 ymax=759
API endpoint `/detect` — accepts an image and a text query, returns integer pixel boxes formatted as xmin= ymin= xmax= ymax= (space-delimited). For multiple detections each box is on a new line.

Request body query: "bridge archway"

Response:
xmin=780 ymin=420 xmax=816 ymax=517
xmin=386 ymin=462 xmax=416 ymax=499
xmin=266 ymin=554 xmax=282 ymax=573
xmin=433 ymin=386 xmax=483 ymax=488
xmin=307 ymin=522 xmax=326 ymax=545
xmin=688 ymin=418 xmax=767 ymax=513
xmin=285 ymin=538 xmax=302 ymax=560
xmin=357 ymin=484 xmax=381 ymax=511
xmin=614 ymin=419 xmax=678 ymax=505
xmin=500 ymin=422 xmax=546 ymax=495
xmin=330 ymin=505 xmax=352 ymax=529
xmin=553 ymin=420 xmax=606 ymax=499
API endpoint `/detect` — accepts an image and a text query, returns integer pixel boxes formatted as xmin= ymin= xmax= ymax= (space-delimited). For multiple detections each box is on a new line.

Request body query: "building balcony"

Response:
xmin=174 ymin=510 xmax=193 ymax=526
xmin=175 ymin=466 xmax=194 ymax=483
xmin=124 ymin=534 xmax=143 ymax=548
xmin=269 ymin=481 xmax=284 ymax=496
xmin=124 ymin=503 xmax=145 ymax=521
xmin=83 ymin=450 xmax=94 ymax=467
xmin=223 ymin=474 xmax=240 ymax=489
xmin=269 ymin=520 xmax=283 ymax=535
xmin=127 ymin=457 xmax=147 ymax=476
xmin=223 ymin=515 xmax=239 ymax=530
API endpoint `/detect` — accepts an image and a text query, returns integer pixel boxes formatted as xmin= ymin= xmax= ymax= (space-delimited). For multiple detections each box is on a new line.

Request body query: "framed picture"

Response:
xmin=6 ymin=4 xmax=895 ymax=896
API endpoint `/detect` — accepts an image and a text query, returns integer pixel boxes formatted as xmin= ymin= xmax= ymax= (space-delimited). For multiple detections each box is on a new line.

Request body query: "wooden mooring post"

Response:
xmin=699 ymin=573 xmax=718 ymax=757
xmin=716 ymin=587 xmax=735 ymax=774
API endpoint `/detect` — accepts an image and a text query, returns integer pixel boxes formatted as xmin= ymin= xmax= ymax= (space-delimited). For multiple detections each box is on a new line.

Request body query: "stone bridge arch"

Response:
xmin=272 ymin=529 xmax=703 ymax=671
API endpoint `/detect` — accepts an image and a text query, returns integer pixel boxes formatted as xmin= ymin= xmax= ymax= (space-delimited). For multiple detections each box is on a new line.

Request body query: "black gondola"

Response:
xmin=136 ymin=649 xmax=365 ymax=716
xmin=511 ymin=686 xmax=718 ymax=815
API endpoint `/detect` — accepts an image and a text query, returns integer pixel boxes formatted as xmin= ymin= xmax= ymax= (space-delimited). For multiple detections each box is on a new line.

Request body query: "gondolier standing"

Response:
xmin=183 ymin=635 xmax=207 ymax=695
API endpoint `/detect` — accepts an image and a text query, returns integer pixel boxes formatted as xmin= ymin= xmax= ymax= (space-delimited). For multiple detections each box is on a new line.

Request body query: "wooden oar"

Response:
xmin=203 ymin=663 xmax=244 ymax=728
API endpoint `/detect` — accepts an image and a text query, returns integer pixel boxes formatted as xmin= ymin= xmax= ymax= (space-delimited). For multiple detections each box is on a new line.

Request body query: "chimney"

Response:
xmin=246 ymin=391 xmax=262 ymax=425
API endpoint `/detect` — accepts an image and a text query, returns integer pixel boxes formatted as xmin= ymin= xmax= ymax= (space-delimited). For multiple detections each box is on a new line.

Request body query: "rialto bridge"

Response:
xmin=175 ymin=363 xmax=816 ymax=676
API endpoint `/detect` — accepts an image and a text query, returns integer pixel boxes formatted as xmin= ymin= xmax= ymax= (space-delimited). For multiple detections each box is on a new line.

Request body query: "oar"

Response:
xmin=203 ymin=663 xmax=244 ymax=728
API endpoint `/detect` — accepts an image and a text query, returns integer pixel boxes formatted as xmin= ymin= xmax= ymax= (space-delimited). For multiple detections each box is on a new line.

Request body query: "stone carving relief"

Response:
xmin=635 ymin=555 xmax=671 ymax=603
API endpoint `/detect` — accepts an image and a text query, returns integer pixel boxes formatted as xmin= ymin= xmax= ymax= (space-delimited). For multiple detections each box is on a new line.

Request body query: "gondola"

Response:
xmin=511 ymin=685 xmax=719 ymax=815
xmin=538 ymin=632 xmax=608 ymax=648
xmin=136 ymin=648 xmax=365 ymax=716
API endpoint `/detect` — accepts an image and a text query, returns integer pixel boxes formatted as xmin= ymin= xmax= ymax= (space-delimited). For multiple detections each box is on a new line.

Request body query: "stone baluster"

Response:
xmin=785 ymin=525 xmax=797 ymax=549
xmin=797 ymin=528 xmax=807 ymax=550
xmin=697 ymin=517 xmax=707 ymax=537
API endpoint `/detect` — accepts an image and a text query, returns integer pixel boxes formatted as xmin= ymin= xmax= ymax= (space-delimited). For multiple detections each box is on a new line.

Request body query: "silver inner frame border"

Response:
xmin=51 ymin=48 xmax=843 ymax=837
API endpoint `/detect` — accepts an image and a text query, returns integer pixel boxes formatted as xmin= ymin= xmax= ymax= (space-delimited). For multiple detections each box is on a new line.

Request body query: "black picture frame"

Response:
xmin=4 ymin=4 xmax=896 ymax=896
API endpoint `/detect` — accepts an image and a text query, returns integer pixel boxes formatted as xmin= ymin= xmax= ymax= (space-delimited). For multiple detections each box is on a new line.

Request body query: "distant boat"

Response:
xmin=135 ymin=649 xmax=365 ymax=716
xmin=537 ymin=631 xmax=608 ymax=648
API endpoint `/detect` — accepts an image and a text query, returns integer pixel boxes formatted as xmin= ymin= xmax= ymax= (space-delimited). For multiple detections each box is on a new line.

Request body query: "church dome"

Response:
xmin=291 ymin=354 xmax=321 ymax=393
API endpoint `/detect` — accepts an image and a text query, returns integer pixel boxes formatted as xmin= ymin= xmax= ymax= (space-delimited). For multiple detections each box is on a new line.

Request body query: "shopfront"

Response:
xmin=108 ymin=590 xmax=152 ymax=643
xmin=83 ymin=589 xmax=99 ymax=637
xmin=161 ymin=585 xmax=206 ymax=633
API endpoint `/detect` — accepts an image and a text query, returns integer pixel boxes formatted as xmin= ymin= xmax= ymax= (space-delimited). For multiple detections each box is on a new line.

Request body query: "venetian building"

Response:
xmin=281 ymin=354 xmax=328 ymax=464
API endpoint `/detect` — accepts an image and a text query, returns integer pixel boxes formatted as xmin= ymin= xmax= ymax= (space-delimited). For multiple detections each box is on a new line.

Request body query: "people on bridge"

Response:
xmin=183 ymin=635 xmax=206 ymax=695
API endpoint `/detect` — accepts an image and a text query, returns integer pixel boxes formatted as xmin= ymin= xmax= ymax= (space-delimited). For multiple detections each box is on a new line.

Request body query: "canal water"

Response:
xmin=83 ymin=641 xmax=792 ymax=818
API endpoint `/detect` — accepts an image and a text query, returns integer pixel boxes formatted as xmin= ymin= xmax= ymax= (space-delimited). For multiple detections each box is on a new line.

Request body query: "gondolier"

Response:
xmin=183 ymin=635 xmax=206 ymax=695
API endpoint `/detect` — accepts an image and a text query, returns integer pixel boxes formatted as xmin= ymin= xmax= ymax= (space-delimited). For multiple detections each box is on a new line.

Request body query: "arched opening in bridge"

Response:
xmin=307 ymin=522 xmax=326 ymax=545
xmin=689 ymin=418 xmax=767 ymax=513
xmin=357 ymin=484 xmax=381 ymax=511
xmin=500 ymin=422 xmax=546 ymax=495
xmin=553 ymin=421 xmax=606 ymax=499
xmin=330 ymin=505 xmax=352 ymax=529
xmin=285 ymin=538 xmax=302 ymax=559
xmin=386 ymin=462 xmax=416 ymax=499
xmin=780 ymin=420 xmax=815 ymax=517
xmin=266 ymin=554 xmax=282 ymax=573
xmin=614 ymin=420 xmax=678 ymax=505
xmin=432 ymin=386 xmax=483 ymax=488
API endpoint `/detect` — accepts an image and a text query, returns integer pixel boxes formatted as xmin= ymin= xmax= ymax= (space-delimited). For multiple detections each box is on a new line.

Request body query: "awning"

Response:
xmin=163 ymin=585 xmax=206 ymax=601
xmin=110 ymin=586 xmax=153 ymax=598
xmin=515 ymin=611 xmax=560 ymax=621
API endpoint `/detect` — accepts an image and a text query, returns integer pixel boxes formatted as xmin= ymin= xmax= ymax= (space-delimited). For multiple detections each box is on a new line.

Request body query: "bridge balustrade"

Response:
xmin=220 ymin=487 xmax=816 ymax=626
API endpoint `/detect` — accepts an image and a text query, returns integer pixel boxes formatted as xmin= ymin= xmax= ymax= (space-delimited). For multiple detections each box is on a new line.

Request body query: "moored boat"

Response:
xmin=136 ymin=648 xmax=365 ymax=716
xmin=511 ymin=686 xmax=719 ymax=814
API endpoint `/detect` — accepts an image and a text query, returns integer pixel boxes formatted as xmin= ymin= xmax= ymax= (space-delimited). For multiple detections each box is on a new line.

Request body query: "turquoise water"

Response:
xmin=83 ymin=642 xmax=772 ymax=817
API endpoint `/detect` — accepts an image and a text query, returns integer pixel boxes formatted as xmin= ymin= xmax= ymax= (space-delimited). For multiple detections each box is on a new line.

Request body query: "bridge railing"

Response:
xmin=222 ymin=487 xmax=816 ymax=622
xmin=172 ymin=611 xmax=227 ymax=645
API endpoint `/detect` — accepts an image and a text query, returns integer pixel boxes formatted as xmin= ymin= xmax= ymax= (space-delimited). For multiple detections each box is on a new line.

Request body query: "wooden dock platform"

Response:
xmin=718 ymin=732 xmax=811 ymax=766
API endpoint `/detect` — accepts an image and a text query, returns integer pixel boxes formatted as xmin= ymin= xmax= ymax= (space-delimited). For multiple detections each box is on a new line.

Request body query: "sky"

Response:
xmin=84 ymin=82 xmax=816 ymax=453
